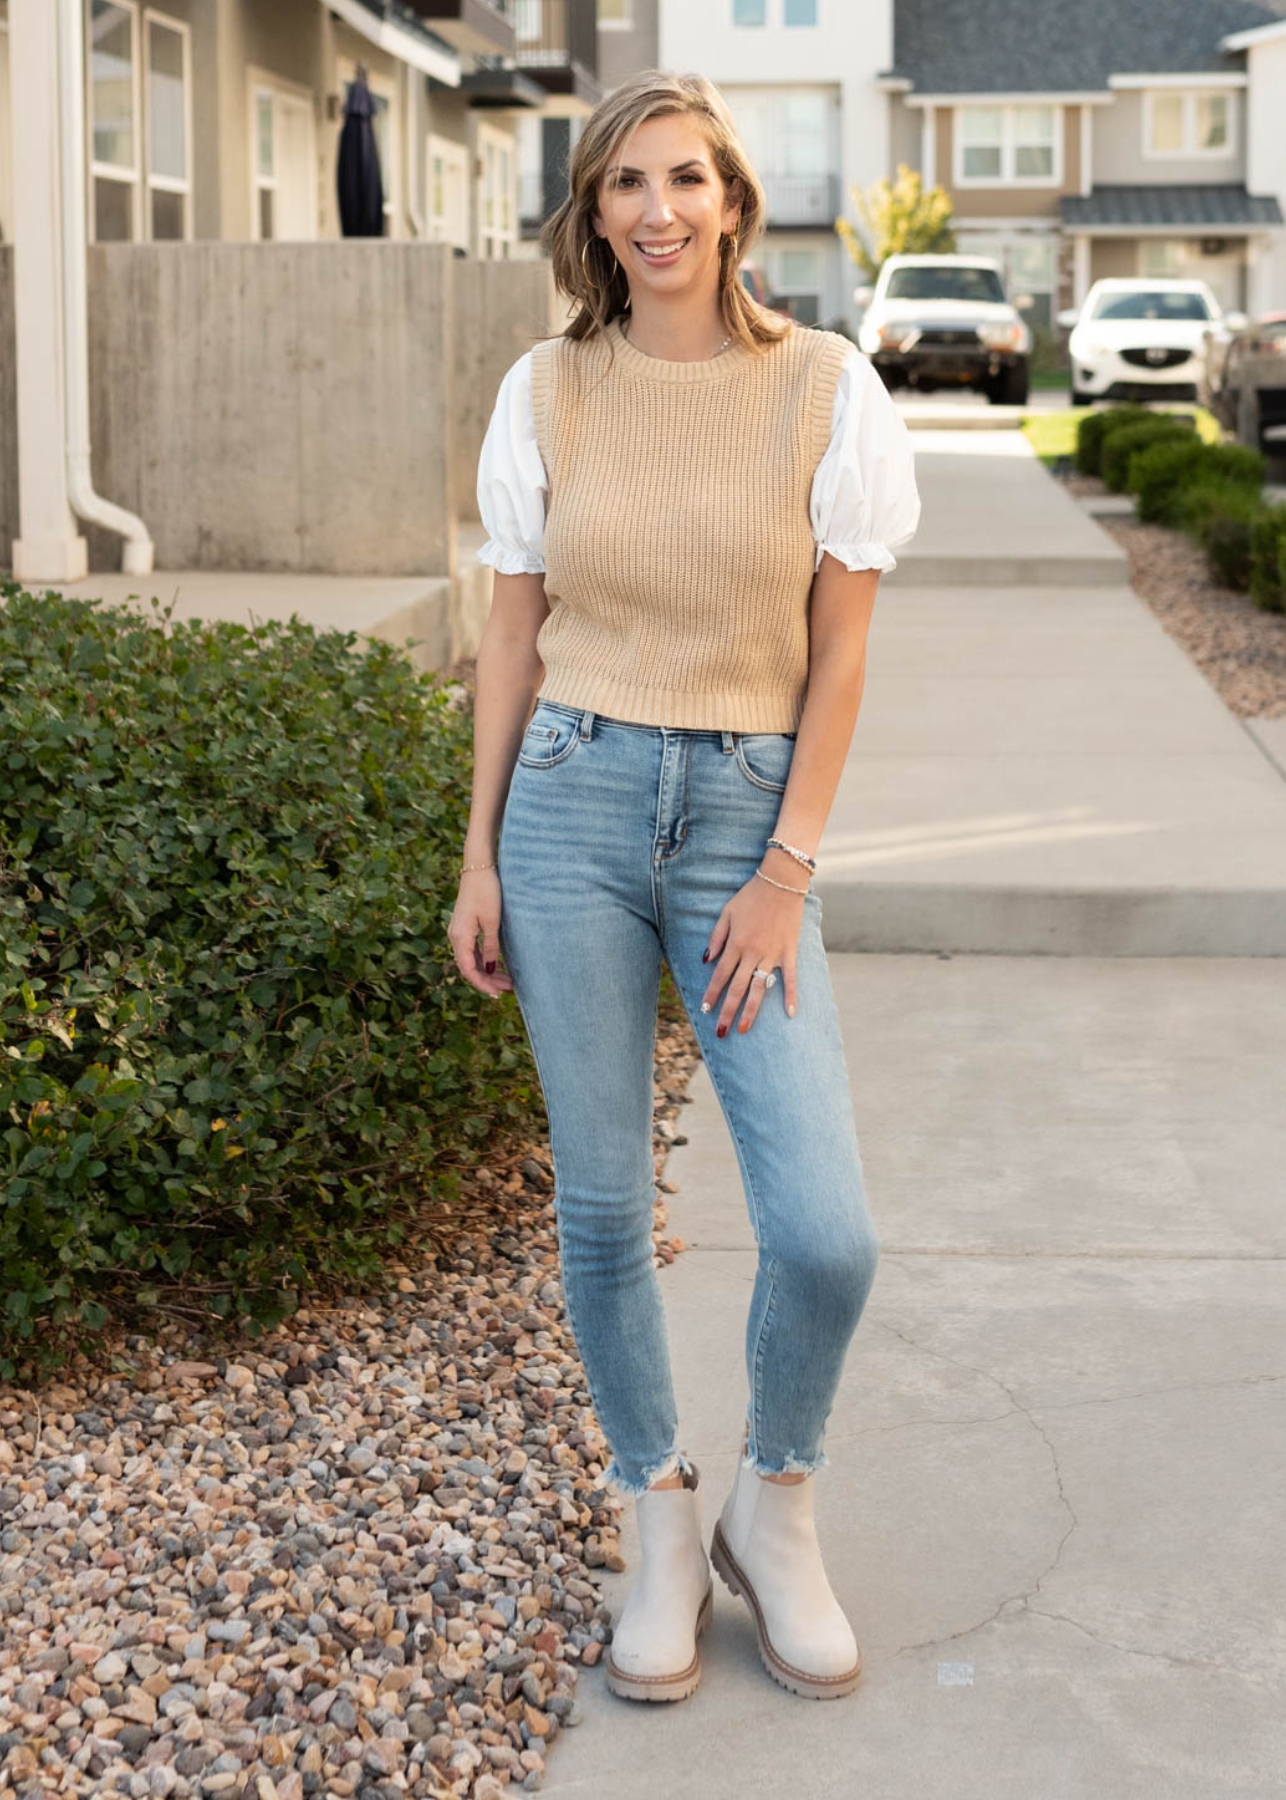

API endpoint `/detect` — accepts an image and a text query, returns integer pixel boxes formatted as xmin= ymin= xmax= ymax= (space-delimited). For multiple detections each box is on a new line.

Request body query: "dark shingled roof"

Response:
xmin=881 ymin=0 xmax=1286 ymax=93
xmin=1061 ymin=184 xmax=1284 ymax=227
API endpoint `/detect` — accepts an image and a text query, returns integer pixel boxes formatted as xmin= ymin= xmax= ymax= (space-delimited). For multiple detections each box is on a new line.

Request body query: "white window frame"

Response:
xmin=596 ymin=0 xmax=633 ymax=26
xmin=953 ymin=102 xmax=1063 ymax=188
xmin=87 ymin=0 xmax=141 ymax=241
xmin=475 ymin=118 xmax=517 ymax=259
xmin=142 ymin=8 xmax=192 ymax=239
xmin=958 ymin=230 xmax=1058 ymax=325
xmin=335 ymin=56 xmax=401 ymax=236
xmin=731 ymin=0 xmax=818 ymax=22
xmin=248 ymin=67 xmax=318 ymax=243
xmin=1142 ymin=88 xmax=1237 ymax=160
xmin=426 ymin=131 xmax=469 ymax=251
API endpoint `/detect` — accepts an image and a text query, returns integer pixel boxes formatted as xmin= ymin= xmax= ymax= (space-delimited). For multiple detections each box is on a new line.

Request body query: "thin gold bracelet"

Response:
xmin=462 ymin=860 xmax=496 ymax=873
xmin=754 ymin=866 xmax=809 ymax=897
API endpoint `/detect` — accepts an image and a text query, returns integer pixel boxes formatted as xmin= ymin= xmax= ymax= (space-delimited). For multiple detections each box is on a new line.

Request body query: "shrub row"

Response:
xmin=1076 ymin=406 xmax=1286 ymax=611
xmin=0 ymin=586 xmax=541 ymax=1383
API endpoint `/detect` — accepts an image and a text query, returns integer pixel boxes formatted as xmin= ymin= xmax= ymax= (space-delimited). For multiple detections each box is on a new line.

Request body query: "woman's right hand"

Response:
xmin=448 ymin=868 xmax=515 ymax=1000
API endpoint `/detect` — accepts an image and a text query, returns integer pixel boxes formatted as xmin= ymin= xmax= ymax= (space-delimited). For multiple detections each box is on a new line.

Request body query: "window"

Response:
xmin=733 ymin=0 xmax=816 ymax=20
xmin=954 ymin=103 xmax=1061 ymax=185
xmin=477 ymin=120 xmax=517 ymax=259
xmin=885 ymin=264 xmax=1007 ymax=304
xmin=427 ymin=133 xmax=469 ymax=249
xmin=250 ymin=73 xmax=317 ymax=241
xmin=1144 ymin=89 xmax=1233 ymax=158
xmin=764 ymin=246 xmax=822 ymax=325
xmin=962 ymin=234 xmax=1057 ymax=327
xmin=87 ymin=1 xmax=191 ymax=241
xmin=728 ymin=88 xmax=835 ymax=225
xmin=1090 ymin=285 xmax=1212 ymax=322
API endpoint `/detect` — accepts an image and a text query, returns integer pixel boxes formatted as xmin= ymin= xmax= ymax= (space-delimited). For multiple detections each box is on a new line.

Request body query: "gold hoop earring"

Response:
xmin=723 ymin=229 xmax=741 ymax=263
xmin=580 ymin=235 xmax=600 ymax=292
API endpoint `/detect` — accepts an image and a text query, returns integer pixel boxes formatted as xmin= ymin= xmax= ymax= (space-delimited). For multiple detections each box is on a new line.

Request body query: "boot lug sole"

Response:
xmin=604 ymin=1580 xmax=715 ymax=1702
xmin=710 ymin=1519 xmax=862 ymax=1700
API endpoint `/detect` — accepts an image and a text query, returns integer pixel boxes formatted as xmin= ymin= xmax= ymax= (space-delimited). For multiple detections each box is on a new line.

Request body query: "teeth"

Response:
xmin=638 ymin=239 xmax=688 ymax=257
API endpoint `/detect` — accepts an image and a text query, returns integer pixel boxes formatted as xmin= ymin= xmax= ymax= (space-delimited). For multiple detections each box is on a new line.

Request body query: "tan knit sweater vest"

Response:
xmin=529 ymin=314 xmax=852 ymax=731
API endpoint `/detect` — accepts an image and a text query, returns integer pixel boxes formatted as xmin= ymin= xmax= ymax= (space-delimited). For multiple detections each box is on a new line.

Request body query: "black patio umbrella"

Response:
xmin=337 ymin=64 xmax=385 ymax=237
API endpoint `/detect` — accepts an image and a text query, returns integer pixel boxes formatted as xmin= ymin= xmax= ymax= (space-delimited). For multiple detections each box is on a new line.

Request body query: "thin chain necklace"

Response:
xmin=621 ymin=315 xmax=732 ymax=360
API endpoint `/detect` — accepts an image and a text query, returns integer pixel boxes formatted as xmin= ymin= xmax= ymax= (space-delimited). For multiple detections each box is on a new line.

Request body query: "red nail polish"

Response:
xmin=485 ymin=961 xmax=495 ymax=973
xmin=716 ymin=1024 xmax=727 ymax=1038
xmin=702 ymin=949 xmax=709 ymax=962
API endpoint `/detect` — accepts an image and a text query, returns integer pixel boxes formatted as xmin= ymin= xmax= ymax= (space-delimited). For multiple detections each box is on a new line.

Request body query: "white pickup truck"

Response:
xmin=855 ymin=253 xmax=1032 ymax=405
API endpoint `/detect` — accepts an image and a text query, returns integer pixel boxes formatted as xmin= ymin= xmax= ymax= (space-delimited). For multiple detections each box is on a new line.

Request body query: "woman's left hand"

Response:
xmin=700 ymin=869 xmax=805 ymax=1036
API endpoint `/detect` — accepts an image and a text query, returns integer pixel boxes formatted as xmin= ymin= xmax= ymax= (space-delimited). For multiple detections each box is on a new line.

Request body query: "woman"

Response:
xmin=449 ymin=69 xmax=920 ymax=1705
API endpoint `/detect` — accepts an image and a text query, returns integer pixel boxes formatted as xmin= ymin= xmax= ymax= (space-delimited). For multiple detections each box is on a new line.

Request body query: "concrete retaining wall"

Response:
xmin=453 ymin=257 xmax=560 ymax=523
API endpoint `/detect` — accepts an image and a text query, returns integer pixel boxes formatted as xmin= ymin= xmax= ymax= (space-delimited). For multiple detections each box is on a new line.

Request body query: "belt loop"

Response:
xmin=580 ymin=709 xmax=596 ymax=740
xmin=720 ymin=729 xmax=735 ymax=754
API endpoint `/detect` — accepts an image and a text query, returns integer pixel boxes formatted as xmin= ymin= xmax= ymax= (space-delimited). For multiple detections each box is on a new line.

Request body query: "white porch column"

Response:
xmin=9 ymin=0 xmax=86 ymax=582
xmin=1072 ymin=233 xmax=1091 ymax=307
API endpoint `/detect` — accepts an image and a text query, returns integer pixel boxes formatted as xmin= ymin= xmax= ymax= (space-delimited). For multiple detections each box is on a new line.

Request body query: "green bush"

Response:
xmin=1101 ymin=419 xmax=1195 ymax=493
xmin=1128 ymin=436 xmax=1210 ymax=523
xmin=1185 ymin=485 xmax=1272 ymax=590
xmin=1249 ymin=505 xmax=1286 ymax=612
xmin=1074 ymin=404 xmax=1155 ymax=476
xmin=1129 ymin=439 xmax=1265 ymax=526
xmin=0 ymin=585 xmax=539 ymax=1384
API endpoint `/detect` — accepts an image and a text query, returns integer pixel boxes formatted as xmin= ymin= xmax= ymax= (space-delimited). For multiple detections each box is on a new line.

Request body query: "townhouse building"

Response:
xmin=655 ymin=0 xmax=892 ymax=337
xmin=879 ymin=0 xmax=1286 ymax=330
xmin=0 ymin=0 xmax=604 ymax=260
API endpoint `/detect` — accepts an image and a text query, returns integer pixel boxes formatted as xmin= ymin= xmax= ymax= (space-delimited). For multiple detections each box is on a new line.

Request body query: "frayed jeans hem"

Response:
xmin=604 ymin=1443 xmax=695 ymax=1499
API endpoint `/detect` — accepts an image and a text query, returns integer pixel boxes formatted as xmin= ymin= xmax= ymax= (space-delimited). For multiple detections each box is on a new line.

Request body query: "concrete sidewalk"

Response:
xmin=824 ymin=435 xmax=1286 ymax=956
xmin=546 ymin=954 xmax=1286 ymax=1800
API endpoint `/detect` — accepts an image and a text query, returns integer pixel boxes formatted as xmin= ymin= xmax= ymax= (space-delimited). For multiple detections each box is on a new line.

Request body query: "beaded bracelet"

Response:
xmin=765 ymin=837 xmax=817 ymax=874
xmin=755 ymin=866 xmax=809 ymax=896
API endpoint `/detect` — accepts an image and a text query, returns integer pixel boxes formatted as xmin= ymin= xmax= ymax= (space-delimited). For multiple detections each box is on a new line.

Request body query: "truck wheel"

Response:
xmin=995 ymin=360 xmax=1030 ymax=406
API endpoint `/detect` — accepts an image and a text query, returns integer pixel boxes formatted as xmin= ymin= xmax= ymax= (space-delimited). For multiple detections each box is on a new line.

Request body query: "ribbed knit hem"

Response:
xmin=538 ymin=662 xmax=805 ymax=732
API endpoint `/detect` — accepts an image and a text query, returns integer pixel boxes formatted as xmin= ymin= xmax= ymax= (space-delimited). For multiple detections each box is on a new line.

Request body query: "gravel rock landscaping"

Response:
xmin=1058 ymin=469 xmax=1286 ymax=719
xmin=0 ymin=965 xmax=702 ymax=1800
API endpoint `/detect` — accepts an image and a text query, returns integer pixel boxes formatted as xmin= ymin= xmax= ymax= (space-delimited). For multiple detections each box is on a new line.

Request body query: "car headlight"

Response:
xmin=1080 ymin=340 xmax=1110 ymax=358
xmin=876 ymin=324 xmax=909 ymax=345
xmin=978 ymin=323 xmax=1023 ymax=350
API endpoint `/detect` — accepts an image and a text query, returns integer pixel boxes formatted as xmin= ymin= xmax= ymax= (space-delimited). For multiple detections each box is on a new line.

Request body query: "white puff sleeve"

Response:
xmin=476 ymin=351 xmax=548 ymax=574
xmin=810 ymin=346 xmax=921 ymax=574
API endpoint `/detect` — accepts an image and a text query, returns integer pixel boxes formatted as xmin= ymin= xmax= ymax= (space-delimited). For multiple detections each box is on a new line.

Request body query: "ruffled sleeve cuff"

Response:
xmin=476 ymin=540 xmax=546 ymax=575
xmin=813 ymin=540 xmax=898 ymax=574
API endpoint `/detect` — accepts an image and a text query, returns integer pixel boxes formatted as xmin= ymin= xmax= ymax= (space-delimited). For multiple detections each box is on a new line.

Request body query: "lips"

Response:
xmin=634 ymin=236 xmax=691 ymax=263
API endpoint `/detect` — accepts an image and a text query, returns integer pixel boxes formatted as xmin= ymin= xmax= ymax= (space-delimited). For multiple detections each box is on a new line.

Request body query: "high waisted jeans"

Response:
xmin=497 ymin=698 xmax=880 ymax=1499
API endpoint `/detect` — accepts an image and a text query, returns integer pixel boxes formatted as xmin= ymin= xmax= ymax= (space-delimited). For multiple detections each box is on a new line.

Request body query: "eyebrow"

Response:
xmin=606 ymin=158 xmax=706 ymax=176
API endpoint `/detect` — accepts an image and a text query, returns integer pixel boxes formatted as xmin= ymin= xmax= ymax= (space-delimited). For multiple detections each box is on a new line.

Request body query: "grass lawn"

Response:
xmin=1021 ymin=404 xmax=1225 ymax=465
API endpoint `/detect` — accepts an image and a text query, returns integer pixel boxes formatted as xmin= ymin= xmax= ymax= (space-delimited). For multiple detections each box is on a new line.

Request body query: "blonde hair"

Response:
xmin=540 ymin=69 xmax=790 ymax=354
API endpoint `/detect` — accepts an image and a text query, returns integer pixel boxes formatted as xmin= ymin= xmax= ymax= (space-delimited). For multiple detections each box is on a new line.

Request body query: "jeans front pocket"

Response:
xmin=732 ymin=731 xmax=797 ymax=793
xmin=516 ymin=704 xmax=584 ymax=770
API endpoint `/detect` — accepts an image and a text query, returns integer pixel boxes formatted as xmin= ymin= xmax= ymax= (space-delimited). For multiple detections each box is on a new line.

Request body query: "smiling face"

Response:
xmin=590 ymin=112 xmax=742 ymax=301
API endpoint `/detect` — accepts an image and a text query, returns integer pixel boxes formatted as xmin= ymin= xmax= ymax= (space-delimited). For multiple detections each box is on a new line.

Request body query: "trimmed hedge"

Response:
xmin=0 ymin=584 xmax=540 ymax=1383
xmin=1249 ymin=506 xmax=1286 ymax=613
xmin=1074 ymin=404 xmax=1156 ymax=477
xmin=1129 ymin=439 xmax=1265 ymax=527
xmin=1181 ymin=482 xmax=1272 ymax=590
xmin=1101 ymin=419 xmax=1195 ymax=493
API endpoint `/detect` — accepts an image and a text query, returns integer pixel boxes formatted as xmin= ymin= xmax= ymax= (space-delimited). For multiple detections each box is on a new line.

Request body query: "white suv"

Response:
xmin=855 ymin=253 xmax=1032 ymax=405
xmin=1057 ymin=278 xmax=1244 ymax=407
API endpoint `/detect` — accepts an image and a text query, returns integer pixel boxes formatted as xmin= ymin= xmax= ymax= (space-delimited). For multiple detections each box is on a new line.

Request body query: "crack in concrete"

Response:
xmin=877 ymin=1320 xmax=1267 ymax=1676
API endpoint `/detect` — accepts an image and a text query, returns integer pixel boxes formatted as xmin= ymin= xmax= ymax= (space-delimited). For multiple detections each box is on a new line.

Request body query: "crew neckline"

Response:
xmin=605 ymin=313 xmax=760 ymax=382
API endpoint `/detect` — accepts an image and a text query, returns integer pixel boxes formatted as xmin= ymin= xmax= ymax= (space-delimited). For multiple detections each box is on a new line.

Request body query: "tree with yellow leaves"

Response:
xmin=834 ymin=162 xmax=956 ymax=282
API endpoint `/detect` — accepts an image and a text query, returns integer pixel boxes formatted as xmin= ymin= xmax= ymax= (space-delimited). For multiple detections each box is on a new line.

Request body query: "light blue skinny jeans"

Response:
xmin=497 ymin=699 xmax=881 ymax=1498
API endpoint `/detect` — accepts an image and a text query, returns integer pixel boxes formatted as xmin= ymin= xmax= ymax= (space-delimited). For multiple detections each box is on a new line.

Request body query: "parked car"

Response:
xmin=1056 ymin=278 xmax=1245 ymax=407
xmin=855 ymin=253 xmax=1032 ymax=405
xmin=1197 ymin=311 xmax=1286 ymax=455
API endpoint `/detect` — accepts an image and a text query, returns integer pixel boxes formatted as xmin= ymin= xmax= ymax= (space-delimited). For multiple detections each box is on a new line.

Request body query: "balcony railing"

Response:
xmin=508 ymin=0 xmax=598 ymax=79
xmin=759 ymin=172 xmax=841 ymax=229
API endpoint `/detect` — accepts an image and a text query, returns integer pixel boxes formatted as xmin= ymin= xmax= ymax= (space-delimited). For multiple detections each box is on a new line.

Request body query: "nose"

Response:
xmin=640 ymin=184 xmax=676 ymax=229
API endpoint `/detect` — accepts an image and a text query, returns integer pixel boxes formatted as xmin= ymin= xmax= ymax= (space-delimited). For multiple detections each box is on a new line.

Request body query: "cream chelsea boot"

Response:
xmin=709 ymin=1431 xmax=862 ymax=1699
xmin=605 ymin=1458 xmax=715 ymax=1703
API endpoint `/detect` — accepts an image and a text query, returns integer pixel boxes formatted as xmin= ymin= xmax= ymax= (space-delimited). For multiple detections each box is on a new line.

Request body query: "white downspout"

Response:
xmin=58 ymin=0 xmax=154 ymax=574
